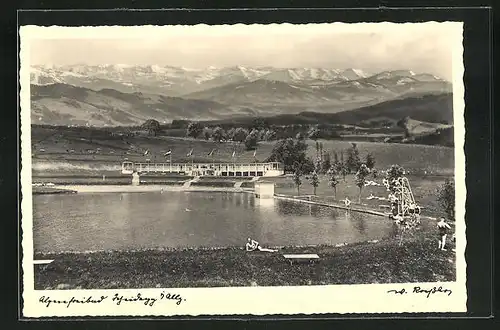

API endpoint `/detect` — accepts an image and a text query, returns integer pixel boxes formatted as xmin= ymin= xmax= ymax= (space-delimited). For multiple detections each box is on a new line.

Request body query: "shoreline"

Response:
xmin=33 ymin=184 xmax=253 ymax=194
xmin=34 ymin=229 xmax=456 ymax=290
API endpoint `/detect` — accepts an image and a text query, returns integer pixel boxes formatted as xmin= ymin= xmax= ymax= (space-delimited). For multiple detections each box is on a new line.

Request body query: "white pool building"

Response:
xmin=121 ymin=161 xmax=284 ymax=177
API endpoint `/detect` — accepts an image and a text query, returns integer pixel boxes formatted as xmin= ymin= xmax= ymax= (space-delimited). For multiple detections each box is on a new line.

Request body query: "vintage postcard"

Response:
xmin=20 ymin=22 xmax=466 ymax=317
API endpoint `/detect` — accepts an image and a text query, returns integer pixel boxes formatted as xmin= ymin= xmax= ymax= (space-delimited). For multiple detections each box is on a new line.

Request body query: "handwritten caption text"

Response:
xmin=39 ymin=291 xmax=185 ymax=308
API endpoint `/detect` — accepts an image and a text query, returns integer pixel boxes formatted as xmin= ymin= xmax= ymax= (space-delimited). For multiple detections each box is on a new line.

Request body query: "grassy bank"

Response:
xmin=32 ymin=186 xmax=77 ymax=195
xmin=34 ymin=228 xmax=456 ymax=290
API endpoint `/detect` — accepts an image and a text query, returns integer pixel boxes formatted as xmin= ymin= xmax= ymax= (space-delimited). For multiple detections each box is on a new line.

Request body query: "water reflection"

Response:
xmin=33 ymin=192 xmax=398 ymax=253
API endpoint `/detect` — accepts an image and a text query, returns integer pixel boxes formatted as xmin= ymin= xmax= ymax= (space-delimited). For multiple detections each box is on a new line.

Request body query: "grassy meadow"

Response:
xmin=31 ymin=125 xmax=454 ymax=176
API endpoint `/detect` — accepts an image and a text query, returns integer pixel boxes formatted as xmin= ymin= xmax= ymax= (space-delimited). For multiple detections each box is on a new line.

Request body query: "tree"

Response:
xmin=301 ymin=157 xmax=316 ymax=175
xmin=339 ymin=151 xmax=348 ymax=181
xmin=211 ymin=127 xmax=226 ymax=142
xmin=251 ymin=117 xmax=269 ymax=130
xmin=437 ymin=179 xmax=455 ymax=221
xmin=365 ymin=152 xmax=376 ymax=170
xmin=397 ymin=117 xmax=411 ymax=138
xmin=328 ymin=165 xmax=339 ymax=199
xmin=266 ymin=138 xmax=308 ymax=173
xmin=354 ymin=164 xmax=371 ymax=203
xmin=295 ymin=132 xmax=306 ymax=140
xmin=314 ymin=155 xmax=322 ymax=173
xmin=232 ymin=127 xmax=248 ymax=143
xmin=258 ymin=129 xmax=266 ymax=141
xmin=170 ymin=119 xmax=189 ymax=129
xmin=385 ymin=164 xmax=405 ymax=193
xmin=186 ymin=122 xmax=203 ymax=139
xmin=310 ymin=171 xmax=320 ymax=195
xmin=346 ymin=143 xmax=361 ymax=173
xmin=308 ymin=127 xmax=321 ymax=140
xmin=244 ymin=131 xmax=258 ymax=150
xmin=322 ymin=152 xmax=331 ymax=174
xmin=226 ymin=127 xmax=236 ymax=141
xmin=264 ymin=129 xmax=276 ymax=141
xmin=249 ymin=128 xmax=260 ymax=138
xmin=293 ymin=167 xmax=302 ymax=196
xmin=202 ymin=127 xmax=213 ymax=140
xmin=141 ymin=119 xmax=161 ymax=136
xmin=333 ymin=151 xmax=340 ymax=168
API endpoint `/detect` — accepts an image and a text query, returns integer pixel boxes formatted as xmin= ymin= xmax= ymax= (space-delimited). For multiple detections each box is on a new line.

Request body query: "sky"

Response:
xmin=27 ymin=23 xmax=459 ymax=80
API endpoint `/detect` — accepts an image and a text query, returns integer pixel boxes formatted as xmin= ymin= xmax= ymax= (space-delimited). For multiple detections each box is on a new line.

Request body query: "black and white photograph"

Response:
xmin=20 ymin=22 xmax=466 ymax=317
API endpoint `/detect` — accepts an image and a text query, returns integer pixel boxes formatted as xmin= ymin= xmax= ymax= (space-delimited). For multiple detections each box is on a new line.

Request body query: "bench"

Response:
xmin=33 ymin=259 xmax=54 ymax=265
xmin=283 ymin=254 xmax=320 ymax=265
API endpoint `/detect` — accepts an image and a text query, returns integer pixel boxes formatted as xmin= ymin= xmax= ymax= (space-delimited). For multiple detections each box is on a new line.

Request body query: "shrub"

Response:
xmin=437 ymin=179 xmax=455 ymax=221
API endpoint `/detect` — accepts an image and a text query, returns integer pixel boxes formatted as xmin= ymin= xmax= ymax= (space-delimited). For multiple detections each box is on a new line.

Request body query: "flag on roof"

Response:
xmin=144 ymin=149 xmax=149 ymax=156
xmin=208 ymin=149 xmax=215 ymax=156
xmin=232 ymin=150 xmax=236 ymax=158
xmin=187 ymin=149 xmax=193 ymax=157
xmin=164 ymin=150 xmax=172 ymax=156
xmin=253 ymin=149 xmax=257 ymax=157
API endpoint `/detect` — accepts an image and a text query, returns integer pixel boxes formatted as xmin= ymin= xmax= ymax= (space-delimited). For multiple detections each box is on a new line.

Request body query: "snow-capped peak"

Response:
xmin=340 ymin=68 xmax=369 ymax=80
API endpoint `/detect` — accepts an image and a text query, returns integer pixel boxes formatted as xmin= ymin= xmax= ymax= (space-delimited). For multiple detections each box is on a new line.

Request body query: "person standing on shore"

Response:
xmin=437 ymin=217 xmax=452 ymax=251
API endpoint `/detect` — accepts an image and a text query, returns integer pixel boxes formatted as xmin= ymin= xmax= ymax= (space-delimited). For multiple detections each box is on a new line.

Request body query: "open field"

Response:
xmin=31 ymin=125 xmax=454 ymax=176
xmin=34 ymin=223 xmax=456 ymax=289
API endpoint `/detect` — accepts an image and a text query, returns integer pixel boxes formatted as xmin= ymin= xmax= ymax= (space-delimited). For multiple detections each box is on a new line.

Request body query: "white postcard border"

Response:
xmin=20 ymin=22 xmax=467 ymax=317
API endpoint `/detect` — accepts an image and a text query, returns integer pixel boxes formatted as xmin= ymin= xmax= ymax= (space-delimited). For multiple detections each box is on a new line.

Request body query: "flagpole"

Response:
xmin=191 ymin=150 xmax=194 ymax=175
xmin=211 ymin=150 xmax=214 ymax=175
xmin=169 ymin=153 xmax=172 ymax=173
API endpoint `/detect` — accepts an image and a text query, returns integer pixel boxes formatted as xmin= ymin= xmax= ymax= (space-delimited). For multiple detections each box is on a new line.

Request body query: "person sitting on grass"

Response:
xmin=437 ymin=217 xmax=452 ymax=251
xmin=245 ymin=238 xmax=277 ymax=252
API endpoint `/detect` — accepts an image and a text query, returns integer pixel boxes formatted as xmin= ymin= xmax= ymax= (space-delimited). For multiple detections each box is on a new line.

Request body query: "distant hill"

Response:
xmin=325 ymin=92 xmax=453 ymax=125
xmin=185 ymin=79 xmax=346 ymax=106
xmin=397 ymin=117 xmax=453 ymax=136
xmin=30 ymin=83 xmax=256 ymax=126
xmin=202 ymin=93 xmax=454 ymax=127
xmin=183 ymin=72 xmax=451 ymax=111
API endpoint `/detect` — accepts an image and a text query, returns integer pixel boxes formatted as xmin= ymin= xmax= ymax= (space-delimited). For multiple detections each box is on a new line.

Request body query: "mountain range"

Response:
xmin=30 ymin=64 xmax=453 ymax=126
xmin=31 ymin=64 xmax=376 ymax=96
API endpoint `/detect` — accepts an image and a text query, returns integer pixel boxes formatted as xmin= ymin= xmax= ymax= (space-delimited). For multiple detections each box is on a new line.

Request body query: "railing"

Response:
xmin=131 ymin=162 xmax=282 ymax=172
